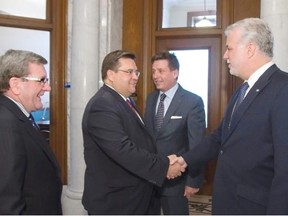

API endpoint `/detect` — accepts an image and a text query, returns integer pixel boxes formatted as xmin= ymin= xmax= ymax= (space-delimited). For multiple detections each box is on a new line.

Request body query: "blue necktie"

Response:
xmin=234 ymin=82 xmax=249 ymax=111
xmin=29 ymin=114 xmax=40 ymax=130
xmin=155 ymin=93 xmax=166 ymax=131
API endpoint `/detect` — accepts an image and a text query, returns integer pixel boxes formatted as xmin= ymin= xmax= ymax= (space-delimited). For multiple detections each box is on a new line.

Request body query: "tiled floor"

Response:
xmin=188 ymin=195 xmax=212 ymax=215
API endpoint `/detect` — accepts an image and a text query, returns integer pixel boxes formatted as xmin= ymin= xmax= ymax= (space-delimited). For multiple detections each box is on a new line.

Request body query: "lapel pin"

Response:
xmin=256 ymin=89 xmax=260 ymax=92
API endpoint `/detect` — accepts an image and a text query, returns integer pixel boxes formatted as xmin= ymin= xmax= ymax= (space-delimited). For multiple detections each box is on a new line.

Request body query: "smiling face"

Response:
xmin=152 ymin=59 xmax=178 ymax=92
xmin=107 ymin=58 xmax=139 ymax=98
xmin=8 ymin=62 xmax=51 ymax=113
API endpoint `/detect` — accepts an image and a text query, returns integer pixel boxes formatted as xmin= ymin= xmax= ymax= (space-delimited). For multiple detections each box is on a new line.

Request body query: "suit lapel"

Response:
xmin=162 ymin=87 xmax=183 ymax=126
xmin=147 ymin=93 xmax=159 ymax=133
xmin=0 ymin=95 xmax=60 ymax=170
xmin=103 ymin=85 xmax=146 ymax=127
xmin=222 ymin=65 xmax=277 ymax=144
xmin=25 ymin=120 xmax=61 ymax=170
xmin=156 ymin=86 xmax=184 ymax=135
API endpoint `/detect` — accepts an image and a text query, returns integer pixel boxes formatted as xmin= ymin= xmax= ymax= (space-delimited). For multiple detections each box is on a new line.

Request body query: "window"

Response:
xmin=0 ymin=0 xmax=46 ymax=19
xmin=162 ymin=0 xmax=217 ymax=28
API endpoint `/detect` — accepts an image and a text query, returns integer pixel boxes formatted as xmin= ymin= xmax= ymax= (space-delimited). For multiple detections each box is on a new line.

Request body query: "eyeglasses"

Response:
xmin=117 ymin=69 xmax=141 ymax=77
xmin=21 ymin=77 xmax=49 ymax=85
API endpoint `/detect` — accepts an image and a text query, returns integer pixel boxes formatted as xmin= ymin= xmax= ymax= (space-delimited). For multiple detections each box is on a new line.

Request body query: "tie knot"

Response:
xmin=29 ymin=114 xmax=34 ymax=121
xmin=160 ymin=93 xmax=166 ymax=102
xmin=240 ymin=82 xmax=249 ymax=91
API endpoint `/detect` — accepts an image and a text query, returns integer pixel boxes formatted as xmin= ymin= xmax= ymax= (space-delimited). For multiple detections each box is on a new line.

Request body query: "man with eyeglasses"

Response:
xmin=82 ymin=49 xmax=186 ymax=214
xmin=0 ymin=49 xmax=62 ymax=214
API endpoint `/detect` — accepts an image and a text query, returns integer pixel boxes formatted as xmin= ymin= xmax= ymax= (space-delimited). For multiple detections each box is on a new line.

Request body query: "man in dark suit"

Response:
xmin=0 ymin=49 xmax=62 ymax=214
xmin=174 ymin=18 xmax=288 ymax=214
xmin=82 ymin=50 xmax=186 ymax=215
xmin=144 ymin=51 xmax=206 ymax=215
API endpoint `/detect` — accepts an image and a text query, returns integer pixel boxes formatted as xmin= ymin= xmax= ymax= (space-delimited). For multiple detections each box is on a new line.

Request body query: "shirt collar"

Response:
xmin=246 ymin=61 xmax=274 ymax=88
xmin=159 ymin=83 xmax=179 ymax=99
xmin=4 ymin=95 xmax=30 ymax=117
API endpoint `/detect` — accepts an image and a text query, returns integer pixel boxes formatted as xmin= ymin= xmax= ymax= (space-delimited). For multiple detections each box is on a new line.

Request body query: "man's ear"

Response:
xmin=9 ymin=77 xmax=21 ymax=95
xmin=247 ymin=42 xmax=256 ymax=58
xmin=173 ymin=69 xmax=179 ymax=80
xmin=107 ymin=69 xmax=115 ymax=82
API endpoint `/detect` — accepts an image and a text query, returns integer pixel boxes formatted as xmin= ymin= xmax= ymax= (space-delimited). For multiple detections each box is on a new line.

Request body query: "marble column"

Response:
xmin=62 ymin=0 xmax=122 ymax=214
xmin=261 ymin=0 xmax=288 ymax=72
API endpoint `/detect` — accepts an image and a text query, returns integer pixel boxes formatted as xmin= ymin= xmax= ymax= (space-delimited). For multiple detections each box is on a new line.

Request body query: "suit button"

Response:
xmin=220 ymin=150 xmax=223 ymax=155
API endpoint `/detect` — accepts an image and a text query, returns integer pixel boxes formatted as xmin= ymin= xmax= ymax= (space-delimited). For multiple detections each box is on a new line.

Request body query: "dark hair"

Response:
xmin=101 ymin=50 xmax=136 ymax=80
xmin=0 ymin=49 xmax=47 ymax=92
xmin=151 ymin=51 xmax=180 ymax=71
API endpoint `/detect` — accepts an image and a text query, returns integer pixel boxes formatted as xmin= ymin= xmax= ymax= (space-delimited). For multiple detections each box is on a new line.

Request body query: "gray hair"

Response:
xmin=224 ymin=18 xmax=274 ymax=57
xmin=0 ymin=49 xmax=47 ymax=92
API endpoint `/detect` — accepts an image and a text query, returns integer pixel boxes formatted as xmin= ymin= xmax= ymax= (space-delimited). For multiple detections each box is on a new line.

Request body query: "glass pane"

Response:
xmin=162 ymin=0 xmax=216 ymax=28
xmin=0 ymin=26 xmax=50 ymax=123
xmin=170 ymin=49 xmax=209 ymax=125
xmin=0 ymin=0 xmax=46 ymax=19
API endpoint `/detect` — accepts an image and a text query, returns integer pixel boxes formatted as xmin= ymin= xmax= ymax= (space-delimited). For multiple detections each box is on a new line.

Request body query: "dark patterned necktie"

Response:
xmin=155 ymin=93 xmax=166 ymax=131
xmin=29 ymin=114 xmax=40 ymax=130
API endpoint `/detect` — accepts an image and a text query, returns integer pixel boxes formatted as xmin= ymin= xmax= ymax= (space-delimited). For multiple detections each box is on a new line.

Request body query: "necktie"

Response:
xmin=126 ymin=98 xmax=144 ymax=124
xmin=126 ymin=98 xmax=137 ymax=113
xmin=29 ymin=114 xmax=40 ymax=130
xmin=234 ymin=82 xmax=249 ymax=111
xmin=155 ymin=93 xmax=166 ymax=131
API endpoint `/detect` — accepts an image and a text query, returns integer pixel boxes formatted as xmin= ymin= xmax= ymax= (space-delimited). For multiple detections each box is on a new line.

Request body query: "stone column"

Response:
xmin=62 ymin=0 xmax=122 ymax=214
xmin=261 ymin=0 xmax=288 ymax=71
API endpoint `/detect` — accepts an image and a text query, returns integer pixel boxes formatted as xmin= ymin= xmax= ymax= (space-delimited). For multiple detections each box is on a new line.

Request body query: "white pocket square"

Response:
xmin=171 ymin=116 xmax=182 ymax=119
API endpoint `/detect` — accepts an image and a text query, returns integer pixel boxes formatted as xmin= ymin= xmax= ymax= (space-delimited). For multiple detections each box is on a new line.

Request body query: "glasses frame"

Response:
xmin=21 ymin=77 xmax=49 ymax=85
xmin=117 ymin=69 xmax=141 ymax=77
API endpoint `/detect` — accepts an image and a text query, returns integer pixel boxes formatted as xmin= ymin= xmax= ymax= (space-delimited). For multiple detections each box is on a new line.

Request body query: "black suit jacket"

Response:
xmin=82 ymin=85 xmax=169 ymax=214
xmin=183 ymin=64 xmax=288 ymax=214
xmin=144 ymin=84 xmax=206 ymax=196
xmin=0 ymin=94 xmax=62 ymax=214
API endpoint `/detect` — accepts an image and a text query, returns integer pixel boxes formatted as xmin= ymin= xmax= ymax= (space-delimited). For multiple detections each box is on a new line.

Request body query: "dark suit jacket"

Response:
xmin=82 ymin=84 xmax=169 ymax=215
xmin=144 ymin=84 xmax=206 ymax=196
xmin=182 ymin=64 xmax=288 ymax=215
xmin=0 ymin=94 xmax=62 ymax=215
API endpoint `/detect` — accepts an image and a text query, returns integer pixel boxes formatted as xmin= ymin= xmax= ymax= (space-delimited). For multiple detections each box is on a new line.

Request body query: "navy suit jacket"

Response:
xmin=82 ymin=84 xmax=169 ymax=214
xmin=0 ymin=94 xmax=62 ymax=214
xmin=144 ymin=84 xmax=206 ymax=196
xmin=183 ymin=64 xmax=288 ymax=214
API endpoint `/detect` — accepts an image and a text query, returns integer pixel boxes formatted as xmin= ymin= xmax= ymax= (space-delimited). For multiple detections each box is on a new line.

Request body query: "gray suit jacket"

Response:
xmin=145 ymin=84 xmax=206 ymax=196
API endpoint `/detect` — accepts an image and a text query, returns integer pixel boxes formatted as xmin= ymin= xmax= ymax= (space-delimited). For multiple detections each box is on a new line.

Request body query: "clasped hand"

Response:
xmin=166 ymin=155 xmax=187 ymax=179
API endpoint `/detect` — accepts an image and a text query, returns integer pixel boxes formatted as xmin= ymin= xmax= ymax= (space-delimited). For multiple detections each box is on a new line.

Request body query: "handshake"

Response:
xmin=166 ymin=155 xmax=187 ymax=179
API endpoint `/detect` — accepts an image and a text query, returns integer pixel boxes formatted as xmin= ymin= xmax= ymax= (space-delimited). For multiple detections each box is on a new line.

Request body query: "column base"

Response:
xmin=61 ymin=185 xmax=87 ymax=215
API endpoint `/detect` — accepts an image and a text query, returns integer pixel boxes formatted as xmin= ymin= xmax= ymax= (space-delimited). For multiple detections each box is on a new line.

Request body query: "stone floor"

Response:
xmin=188 ymin=194 xmax=212 ymax=215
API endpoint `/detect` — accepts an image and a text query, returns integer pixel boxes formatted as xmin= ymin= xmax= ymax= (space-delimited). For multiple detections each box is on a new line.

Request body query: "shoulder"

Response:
xmin=177 ymin=86 xmax=203 ymax=104
xmin=146 ymin=90 xmax=158 ymax=102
